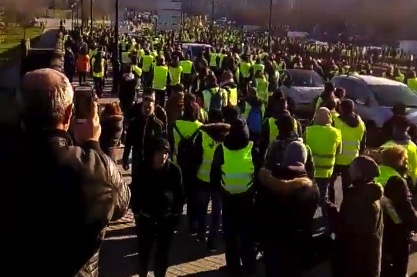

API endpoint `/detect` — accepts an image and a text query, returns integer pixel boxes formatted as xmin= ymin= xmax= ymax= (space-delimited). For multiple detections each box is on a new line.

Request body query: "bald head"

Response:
xmin=21 ymin=68 xmax=73 ymax=128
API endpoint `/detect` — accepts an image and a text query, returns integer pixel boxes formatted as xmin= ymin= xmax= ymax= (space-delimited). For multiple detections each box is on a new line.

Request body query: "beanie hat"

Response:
xmin=282 ymin=140 xmax=308 ymax=169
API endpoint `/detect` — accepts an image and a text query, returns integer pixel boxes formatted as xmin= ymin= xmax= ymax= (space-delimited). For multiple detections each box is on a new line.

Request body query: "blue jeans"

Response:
xmin=196 ymin=180 xmax=222 ymax=240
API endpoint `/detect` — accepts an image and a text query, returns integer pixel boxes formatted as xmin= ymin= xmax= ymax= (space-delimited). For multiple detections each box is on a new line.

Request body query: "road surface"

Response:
xmin=93 ymin=77 xmax=417 ymax=276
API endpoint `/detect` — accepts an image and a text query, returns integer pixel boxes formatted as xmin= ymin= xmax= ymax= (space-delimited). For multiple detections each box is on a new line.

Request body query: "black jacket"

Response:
xmin=99 ymin=115 xmax=123 ymax=159
xmin=13 ymin=129 xmax=130 ymax=277
xmin=131 ymin=160 xmax=184 ymax=220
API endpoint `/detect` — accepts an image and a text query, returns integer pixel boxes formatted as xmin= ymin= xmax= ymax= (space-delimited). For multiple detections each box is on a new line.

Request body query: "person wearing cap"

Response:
xmin=151 ymin=56 xmax=170 ymax=107
xmin=133 ymin=137 xmax=184 ymax=277
xmin=380 ymin=115 xmax=417 ymax=185
xmin=210 ymin=118 xmax=262 ymax=276
xmin=375 ymin=145 xmax=417 ymax=277
xmin=313 ymin=82 xmax=335 ymax=118
xmin=306 ymin=107 xmax=342 ymax=230
xmin=382 ymin=102 xmax=417 ymax=145
xmin=329 ymin=156 xmax=383 ymax=277
xmin=331 ymin=99 xmax=366 ymax=202
xmin=258 ymin=140 xmax=319 ymax=277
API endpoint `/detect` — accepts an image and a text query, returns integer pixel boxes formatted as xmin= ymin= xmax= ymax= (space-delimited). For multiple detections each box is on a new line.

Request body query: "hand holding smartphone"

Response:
xmin=74 ymin=87 xmax=94 ymax=123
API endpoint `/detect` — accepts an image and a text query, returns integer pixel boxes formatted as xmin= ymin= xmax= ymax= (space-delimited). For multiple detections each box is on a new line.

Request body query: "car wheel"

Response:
xmin=365 ymin=120 xmax=382 ymax=148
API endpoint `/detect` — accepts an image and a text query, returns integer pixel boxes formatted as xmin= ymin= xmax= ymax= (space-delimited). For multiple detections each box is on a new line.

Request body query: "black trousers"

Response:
xmin=381 ymin=231 xmax=410 ymax=277
xmin=135 ymin=214 xmax=177 ymax=277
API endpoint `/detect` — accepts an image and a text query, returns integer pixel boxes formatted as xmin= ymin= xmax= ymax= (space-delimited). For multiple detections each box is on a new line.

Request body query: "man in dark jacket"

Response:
xmin=13 ymin=68 xmax=130 ymax=277
xmin=123 ymin=95 xmax=166 ymax=184
xmin=133 ymin=137 xmax=184 ymax=277
xmin=258 ymin=141 xmax=319 ymax=277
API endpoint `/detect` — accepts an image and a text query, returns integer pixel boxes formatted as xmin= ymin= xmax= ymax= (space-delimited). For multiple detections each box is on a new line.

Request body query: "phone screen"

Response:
xmin=74 ymin=89 xmax=93 ymax=120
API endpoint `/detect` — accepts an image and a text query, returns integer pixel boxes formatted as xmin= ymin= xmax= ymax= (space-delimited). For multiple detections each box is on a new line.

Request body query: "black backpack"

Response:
xmin=174 ymin=124 xmax=202 ymax=173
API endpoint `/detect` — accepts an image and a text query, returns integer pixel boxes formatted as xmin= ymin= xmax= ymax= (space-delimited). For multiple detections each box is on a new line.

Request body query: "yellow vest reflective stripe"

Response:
xmin=407 ymin=77 xmax=417 ymax=91
xmin=374 ymin=165 xmax=403 ymax=224
xmin=142 ymin=55 xmax=153 ymax=72
xmin=197 ymin=132 xmax=219 ymax=182
xmin=334 ymin=117 xmax=365 ymax=165
xmin=221 ymin=142 xmax=254 ymax=194
xmin=169 ymin=66 xmax=182 ymax=85
xmin=227 ymin=87 xmax=238 ymax=106
xmin=382 ymin=140 xmax=417 ymax=184
xmin=209 ymin=53 xmax=218 ymax=67
xmin=268 ymin=117 xmax=297 ymax=145
xmin=306 ymin=125 xmax=341 ymax=178
xmin=239 ymin=61 xmax=251 ymax=77
xmin=152 ymin=65 xmax=169 ymax=90
xmin=173 ymin=120 xmax=203 ymax=155
xmin=180 ymin=60 xmax=193 ymax=74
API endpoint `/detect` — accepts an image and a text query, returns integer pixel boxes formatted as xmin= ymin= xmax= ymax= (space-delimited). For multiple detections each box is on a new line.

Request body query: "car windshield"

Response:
xmin=289 ymin=70 xmax=324 ymax=87
xmin=371 ymin=85 xmax=417 ymax=108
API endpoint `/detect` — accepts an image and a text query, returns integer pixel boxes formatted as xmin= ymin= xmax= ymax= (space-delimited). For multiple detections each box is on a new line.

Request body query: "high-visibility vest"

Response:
xmin=152 ymin=65 xmax=169 ymax=90
xmin=209 ymin=53 xmax=218 ymax=67
xmin=394 ymin=74 xmax=405 ymax=83
xmin=202 ymin=87 xmax=227 ymax=111
xmin=268 ymin=117 xmax=297 ymax=145
xmin=121 ymin=52 xmax=130 ymax=64
xmin=239 ymin=61 xmax=251 ymax=78
xmin=173 ymin=120 xmax=203 ymax=154
xmin=243 ymin=102 xmax=265 ymax=119
xmin=180 ymin=60 xmax=193 ymax=74
xmin=255 ymin=77 xmax=269 ymax=102
xmin=221 ymin=142 xmax=254 ymax=194
xmin=253 ymin=63 xmax=264 ymax=74
xmin=374 ymin=165 xmax=403 ymax=224
xmin=226 ymin=87 xmax=238 ymax=106
xmin=91 ymin=58 xmax=105 ymax=78
xmin=197 ymin=132 xmax=219 ymax=182
xmin=334 ymin=117 xmax=365 ymax=165
xmin=306 ymin=125 xmax=341 ymax=178
xmin=382 ymin=140 xmax=417 ymax=184
xmin=142 ymin=55 xmax=153 ymax=72
xmin=169 ymin=66 xmax=182 ymax=85
xmin=407 ymin=77 xmax=417 ymax=92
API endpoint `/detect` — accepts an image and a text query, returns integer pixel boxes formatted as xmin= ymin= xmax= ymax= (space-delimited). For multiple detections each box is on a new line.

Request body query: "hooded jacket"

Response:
xmin=330 ymin=182 xmax=383 ymax=277
xmin=165 ymin=92 xmax=185 ymax=125
xmin=99 ymin=115 xmax=123 ymax=160
xmin=337 ymin=113 xmax=366 ymax=154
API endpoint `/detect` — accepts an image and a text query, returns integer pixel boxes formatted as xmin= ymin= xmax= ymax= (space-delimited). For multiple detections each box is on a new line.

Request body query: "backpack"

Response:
xmin=246 ymin=106 xmax=263 ymax=134
xmin=93 ymin=57 xmax=103 ymax=73
xmin=174 ymin=125 xmax=202 ymax=173
xmin=209 ymin=88 xmax=223 ymax=110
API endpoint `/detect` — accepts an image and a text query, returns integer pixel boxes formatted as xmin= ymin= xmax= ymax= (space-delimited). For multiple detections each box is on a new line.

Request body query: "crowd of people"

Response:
xmin=7 ymin=14 xmax=417 ymax=277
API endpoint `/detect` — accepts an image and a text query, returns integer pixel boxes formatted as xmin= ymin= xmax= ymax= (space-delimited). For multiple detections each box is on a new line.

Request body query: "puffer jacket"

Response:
xmin=14 ymin=129 xmax=130 ymax=277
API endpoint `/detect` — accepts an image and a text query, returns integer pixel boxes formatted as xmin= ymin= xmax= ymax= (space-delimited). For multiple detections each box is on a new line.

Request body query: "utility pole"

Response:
xmin=210 ymin=0 xmax=215 ymax=44
xmin=81 ymin=0 xmax=84 ymax=31
xmin=112 ymin=0 xmax=120 ymax=94
xmin=90 ymin=0 xmax=93 ymax=31
xmin=268 ymin=0 xmax=272 ymax=52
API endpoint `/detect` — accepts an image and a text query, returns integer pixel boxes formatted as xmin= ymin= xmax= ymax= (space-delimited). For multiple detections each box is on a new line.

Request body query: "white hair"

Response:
xmin=20 ymin=68 xmax=73 ymax=126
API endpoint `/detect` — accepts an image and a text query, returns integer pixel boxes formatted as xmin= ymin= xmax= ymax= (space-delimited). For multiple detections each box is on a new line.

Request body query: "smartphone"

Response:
xmin=74 ymin=88 xmax=94 ymax=123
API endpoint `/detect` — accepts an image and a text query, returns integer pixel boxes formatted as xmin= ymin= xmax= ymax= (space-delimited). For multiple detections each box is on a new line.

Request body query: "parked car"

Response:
xmin=331 ymin=74 xmax=417 ymax=146
xmin=181 ymin=43 xmax=212 ymax=60
xmin=279 ymin=69 xmax=324 ymax=117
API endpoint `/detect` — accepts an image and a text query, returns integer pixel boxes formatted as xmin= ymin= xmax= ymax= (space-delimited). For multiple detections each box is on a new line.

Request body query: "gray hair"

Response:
xmin=20 ymin=68 xmax=73 ymax=127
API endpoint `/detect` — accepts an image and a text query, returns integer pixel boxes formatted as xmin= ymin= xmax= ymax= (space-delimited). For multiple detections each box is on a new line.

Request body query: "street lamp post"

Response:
xmin=210 ymin=0 xmax=215 ymax=44
xmin=71 ymin=5 xmax=74 ymax=30
xmin=112 ymin=0 xmax=120 ymax=94
xmin=268 ymin=0 xmax=272 ymax=52
xmin=81 ymin=0 xmax=84 ymax=31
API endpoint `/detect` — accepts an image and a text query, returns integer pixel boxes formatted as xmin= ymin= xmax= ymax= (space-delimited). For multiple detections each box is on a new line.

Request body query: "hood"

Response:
xmin=259 ymin=168 xmax=313 ymax=194
xmin=338 ymin=113 xmax=360 ymax=128
xmin=223 ymin=119 xmax=250 ymax=150
xmin=349 ymin=182 xmax=383 ymax=202
xmin=246 ymin=96 xmax=263 ymax=108
xmin=200 ymin=123 xmax=231 ymax=142
xmin=220 ymin=80 xmax=237 ymax=88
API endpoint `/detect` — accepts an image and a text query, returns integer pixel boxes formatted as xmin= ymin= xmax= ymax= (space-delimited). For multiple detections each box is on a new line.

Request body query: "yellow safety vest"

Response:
xmin=221 ymin=142 xmax=254 ymax=194
xmin=239 ymin=61 xmax=251 ymax=78
xmin=253 ymin=63 xmax=264 ymax=74
xmin=374 ymin=165 xmax=403 ymax=224
xmin=255 ymin=77 xmax=269 ymax=103
xmin=209 ymin=53 xmax=218 ymax=67
xmin=334 ymin=117 xmax=365 ymax=165
xmin=197 ymin=132 xmax=219 ymax=182
xmin=142 ymin=55 xmax=153 ymax=72
xmin=202 ymin=87 xmax=227 ymax=111
xmin=306 ymin=125 xmax=341 ymax=178
xmin=407 ymin=77 xmax=417 ymax=92
xmin=382 ymin=140 xmax=417 ymax=184
xmin=226 ymin=87 xmax=238 ymax=106
xmin=173 ymin=120 xmax=203 ymax=155
xmin=91 ymin=58 xmax=105 ymax=78
xmin=121 ymin=52 xmax=130 ymax=64
xmin=243 ymin=102 xmax=265 ymax=119
xmin=180 ymin=60 xmax=193 ymax=74
xmin=131 ymin=65 xmax=142 ymax=77
xmin=152 ymin=65 xmax=169 ymax=90
xmin=268 ymin=117 xmax=297 ymax=145
xmin=169 ymin=66 xmax=182 ymax=86
xmin=394 ymin=74 xmax=405 ymax=83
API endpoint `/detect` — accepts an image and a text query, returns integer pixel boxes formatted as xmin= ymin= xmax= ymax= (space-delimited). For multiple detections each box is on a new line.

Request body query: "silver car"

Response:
xmin=279 ymin=69 xmax=324 ymax=117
